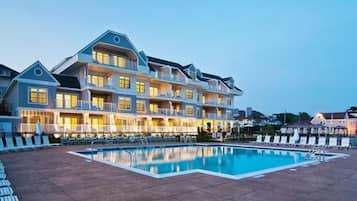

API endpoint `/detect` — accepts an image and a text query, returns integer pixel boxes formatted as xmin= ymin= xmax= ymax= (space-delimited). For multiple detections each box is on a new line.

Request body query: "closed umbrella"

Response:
xmin=293 ymin=128 xmax=300 ymax=143
xmin=35 ymin=121 xmax=42 ymax=135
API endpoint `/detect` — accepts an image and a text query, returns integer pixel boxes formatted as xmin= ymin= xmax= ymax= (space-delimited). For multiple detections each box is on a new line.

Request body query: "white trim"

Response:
xmin=68 ymin=144 xmax=348 ymax=180
xmin=27 ymin=86 xmax=48 ymax=105
xmin=16 ymin=78 xmax=59 ymax=86
xmin=14 ymin=61 xmax=60 ymax=86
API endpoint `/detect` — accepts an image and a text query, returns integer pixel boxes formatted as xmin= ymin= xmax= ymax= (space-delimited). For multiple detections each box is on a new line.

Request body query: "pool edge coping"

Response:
xmin=67 ymin=143 xmax=349 ymax=180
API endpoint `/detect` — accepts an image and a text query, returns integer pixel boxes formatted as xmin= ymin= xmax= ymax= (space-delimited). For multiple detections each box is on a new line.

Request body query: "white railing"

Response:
xmin=56 ymin=100 xmax=117 ymax=113
xmin=19 ymin=124 xmax=197 ymax=133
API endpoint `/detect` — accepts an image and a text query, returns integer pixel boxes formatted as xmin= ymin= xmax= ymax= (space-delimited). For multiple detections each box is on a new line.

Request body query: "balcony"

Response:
xmin=92 ymin=52 xmax=137 ymax=70
xmin=56 ymin=100 xmax=117 ymax=113
xmin=19 ymin=124 xmax=197 ymax=134
xmin=203 ymin=113 xmax=231 ymax=120
xmin=149 ymin=108 xmax=186 ymax=117
xmin=150 ymin=72 xmax=185 ymax=83
xmin=207 ymin=85 xmax=228 ymax=94
xmin=86 ymin=82 xmax=115 ymax=91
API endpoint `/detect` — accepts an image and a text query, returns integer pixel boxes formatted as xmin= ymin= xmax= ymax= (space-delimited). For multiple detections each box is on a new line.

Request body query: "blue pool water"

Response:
xmin=74 ymin=144 xmax=334 ymax=179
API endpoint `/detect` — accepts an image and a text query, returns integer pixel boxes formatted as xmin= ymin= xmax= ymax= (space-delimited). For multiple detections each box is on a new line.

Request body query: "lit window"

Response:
xmin=186 ymin=89 xmax=193 ymax=99
xmin=227 ymin=97 xmax=232 ymax=105
xmin=136 ymin=81 xmax=145 ymax=93
xmin=119 ymin=97 xmax=131 ymax=110
xmin=119 ymin=76 xmax=130 ymax=88
xmin=92 ymin=96 xmax=104 ymax=110
xmin=29 ymin=88 xmax=47 ymax=104
xmin=150 ymin=87 xmax=158 ymax=97
xmin=88 ymin=74 xmax=104 ymax=88
xmin=186 ymin=105 xmax=193 ymax=116
xmin=56 ymin=93 xmax=78 ymax=108
xmin=136 ymin=100 xmax=145 ymax=112
xmin=150 ymin=103 xmax=158 ymax=113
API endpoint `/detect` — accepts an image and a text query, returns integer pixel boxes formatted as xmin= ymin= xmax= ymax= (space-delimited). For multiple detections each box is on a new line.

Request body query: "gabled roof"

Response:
xmin=52 ymin=74 xmax=81 ymax=89
xmin=320 ymin=112 xmax=346 ymax=120
xmin=0 ymin=64 xmax=19 ymax=78
xmin=147 ymin=56 xmax=192 ymax=79
xmin=14 ymin=61 xmax=60 ymax=86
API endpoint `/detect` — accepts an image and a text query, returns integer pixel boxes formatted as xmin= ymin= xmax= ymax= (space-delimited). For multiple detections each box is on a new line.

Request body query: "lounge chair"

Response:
xmin=180 ymin=136 xmax=185 ymax=143
xmin=318 ymin=137 xmax=326 ymax=147
xmin=25 ymin=137 xmax=39 ymax=148
xmin=279 ymin=136 xmax=288 ymax=145
xmin=263 ymin=135 xmax=271 ymax=144
xmin=14 ymin=136 xmax=30 ymax=150
xmin=308 ymin=136 xmax=316 ymax=146
xmin=0 ymin=174 xmax=5 ymax=180
xmin=191 ymin=136 xmax=197 ymax=143
xmin=0 ymin=139 xmax=6 ymax=152
xmin=0 ymin=180 xmax=10 ymax=187
xmin=299 ymin=136 xmax=307 ymax=146
xmin=0 ymin=195 xmax=19 ymax=201
xmin=288 ymin=136 xmax=296 ymax=146
xmin=0 ymin=187 xmax=13 ymax=197
xmin=256 ymin=135 xmax=263 ymax=143
xmin=340 ymin=137 xmax=350 ymax=149
xmin=34 ymin=136 xmax=42 ymax=147
xmin=42 ymin=135 xmax=53 ymax=147
xmin=4 ymin=137 xmax=16 ymax=151
xmin=328 ymin=137 xmax=338 ymax=148
xmin=273 ymin=135 xmax=280 ymax=144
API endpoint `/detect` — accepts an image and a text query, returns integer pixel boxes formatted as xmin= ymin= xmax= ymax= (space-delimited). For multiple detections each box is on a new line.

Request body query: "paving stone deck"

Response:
xmin=1 ymin=143 xmax=356 ymax=201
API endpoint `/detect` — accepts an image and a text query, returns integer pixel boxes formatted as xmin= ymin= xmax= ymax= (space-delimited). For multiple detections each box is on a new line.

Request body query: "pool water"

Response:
xmin=74 ymin=144 xmax=330 ymax=179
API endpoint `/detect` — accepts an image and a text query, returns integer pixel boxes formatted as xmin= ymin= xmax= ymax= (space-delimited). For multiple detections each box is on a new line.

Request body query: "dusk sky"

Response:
xmin=0 ymin=0 xmax=356 ymax=115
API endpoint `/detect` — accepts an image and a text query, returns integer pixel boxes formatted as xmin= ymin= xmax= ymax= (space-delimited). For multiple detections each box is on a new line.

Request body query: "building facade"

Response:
xmin=0 ymin=30 xmax=242 ymax=137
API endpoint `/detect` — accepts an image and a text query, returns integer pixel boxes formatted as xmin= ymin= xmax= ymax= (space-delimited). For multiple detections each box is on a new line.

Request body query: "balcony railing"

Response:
xmin=93 ymin=55 xmax=137 ymax=70
xmin=86 ymin=82 xmax=115 ymax=90
xmin=149 ymin=109 xmax=186 ymax=117
xmin=19 ymin=124 xmax=197 ymax=133
xmin=203 ymin=113 xmax=232 ymax=120
xmin=150 ymin=72 xmax=185 ymax=83
xmin=56 ymin=100 xmax=117 ymax=113
xmin=207 ymin=85 xmax=228 ymax=93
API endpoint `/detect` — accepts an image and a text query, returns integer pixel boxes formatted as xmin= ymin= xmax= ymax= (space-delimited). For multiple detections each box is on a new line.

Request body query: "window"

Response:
xmin=227 ymin=111 xmax=232 ymax=118
xmin=56 ymin=93 xmax=78 ymax=108
xmin=88 ymin=74 xmax=104 ymax=88
xmin=150 ymin=103 xmax=158 ymax=113
xmin=119 ymin=97 xmax=131 ymax=110
xmin=202 ymin=109 xmax=206 ymax=118
xmin=113 ymin=55 xmax=128 ymax=67
xmin=136 ymin=81 xmax=145 ymax=93
xmin=29 ymin=88 xmax=47 ymax=104
xmin=136 ymin=100 xmax=145 ymax=112
xmin=196 ymin=108 xmax=200 ymax=117
xmin=92 ymin=96 xmax=104 ymax=110
xmin=186 ymin=89 xmax=193 ymax=99
xmin=218 ymin=96 xmax=224 ymax=104
xmin=185 ymin=105 xmax=193 ymax=116
xmin=202 ymin=96 xmax=206 ymax=104
xmin=119 ymin=76 xmax=130 ymax=89
xmin=150 ymin=87 xmax=158 ymax=97
xmin=92 ymin=50 xmax=109 ymax=65
xmin=227 ymin=97 xmax=232 ymax=105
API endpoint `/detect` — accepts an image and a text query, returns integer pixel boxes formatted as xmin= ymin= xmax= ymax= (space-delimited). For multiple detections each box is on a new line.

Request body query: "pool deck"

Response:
xmin=1 ymin=143 xmax=356 ymax=201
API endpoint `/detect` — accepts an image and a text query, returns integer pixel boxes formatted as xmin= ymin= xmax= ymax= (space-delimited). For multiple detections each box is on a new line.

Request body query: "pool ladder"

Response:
xmin=309 ymin=146 xmax=327 ymax=161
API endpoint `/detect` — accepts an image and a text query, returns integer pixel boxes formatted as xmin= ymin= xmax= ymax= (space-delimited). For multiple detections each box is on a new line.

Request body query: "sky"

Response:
xmin=0 ymin=0 xmax=356 ymax=115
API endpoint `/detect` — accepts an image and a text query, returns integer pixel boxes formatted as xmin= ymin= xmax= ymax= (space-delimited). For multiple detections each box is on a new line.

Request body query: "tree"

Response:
xmin=275 ymin=113 xmax=298 ymax=125
xmin=348 ymin=106 xmax=357 ymax=112
xmin=298 ymin=112 xmax=311 ymax=121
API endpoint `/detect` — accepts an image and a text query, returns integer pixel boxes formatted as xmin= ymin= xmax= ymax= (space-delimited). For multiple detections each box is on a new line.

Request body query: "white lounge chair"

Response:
xmin=273 ymin=135 xmax=280 ymax=144
xmin=0 ymin=139 xmax=6 ymax=152
xmin=0 ymin=187 xmax=13 ymax=197
xmin=299 ymin=136 xmax=307 ymax=146
xmin=279 ymin=136 xmax=288 ymax=145
xmin=191 ymin=136 xmax=197 ymax=142
xmin=34 ymin=136 xmax=42 ymax=146
xmin=328 ymin=137 xmax=338 ymax=148
xmin=340 ymin=137 xmax=350 ymax=149
xmin=0 ymin=180 xmax=10 ymax=187
xmin=42 ymin=135 xmax=52 ymax=147
xmin=14 ymin=136 xmax=30 ymax=150
xmin=264 ymin=135 xmax=271 ymax=144
xmin=25 ymin=137 xmax=38 ymax=148
xmin=256 ymin=135 xmax=263 ymax=143
xmin=288 ymin=136 xmax=296 ymax=146
xmin=308 ymin=136 xmax=316 ymax=146
xmin=4 ymin=137 xmax=15 ymax=151
xmin=180 ymin=136 xmax=185 ymax=143
xmin=0 ymin=195 xmax=19 ymax=201
xmin=318 ymin=137 xmax=326 ymax=147
xmin=211 ymin=133 xmax=217 ymax=139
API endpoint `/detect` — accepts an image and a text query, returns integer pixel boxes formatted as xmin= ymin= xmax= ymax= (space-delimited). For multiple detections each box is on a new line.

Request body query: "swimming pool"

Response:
xmin=70 ymin=144 xmax=346 ymax=180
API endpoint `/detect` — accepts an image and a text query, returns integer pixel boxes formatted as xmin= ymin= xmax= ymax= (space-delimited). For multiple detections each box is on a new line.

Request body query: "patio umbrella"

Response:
xmin=293 ymin=128 xmax=299 ymax=143
xmin=35 ymin=120 xmax=42 ymax=135
xmin=280 ymin=127 xmax=287 ymax=134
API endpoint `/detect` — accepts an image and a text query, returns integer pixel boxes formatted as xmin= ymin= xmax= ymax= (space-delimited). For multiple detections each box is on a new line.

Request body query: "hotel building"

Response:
xmin=0 ymin=30 xmax=242 ymax=137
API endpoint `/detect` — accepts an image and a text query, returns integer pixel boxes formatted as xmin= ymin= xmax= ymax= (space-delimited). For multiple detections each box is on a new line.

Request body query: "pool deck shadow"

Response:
xmin=1 ymin=143 xmax=356 ymax=201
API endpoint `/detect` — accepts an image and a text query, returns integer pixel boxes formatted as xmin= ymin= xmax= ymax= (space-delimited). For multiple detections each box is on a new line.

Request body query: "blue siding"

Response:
xmin=18 ymin=63 xmax=58 ymax=83
xmin=18 ymin=83 xmax=57 ymax=109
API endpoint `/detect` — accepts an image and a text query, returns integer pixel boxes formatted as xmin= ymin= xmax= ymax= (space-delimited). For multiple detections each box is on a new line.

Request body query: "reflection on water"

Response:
xmin=87 ymin=146 xmax=314 ymax=176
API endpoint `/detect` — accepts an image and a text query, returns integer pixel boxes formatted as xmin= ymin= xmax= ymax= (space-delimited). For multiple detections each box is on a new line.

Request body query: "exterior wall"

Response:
xmin=4 ymin=83 xmax=19 ymax=115
xmin=18 ymin=82 xmax=57 ymax=109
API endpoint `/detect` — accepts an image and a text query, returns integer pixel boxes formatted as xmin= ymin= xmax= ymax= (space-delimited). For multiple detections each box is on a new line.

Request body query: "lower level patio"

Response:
xmin=1 ymin=143 xmax=356 ymax=201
